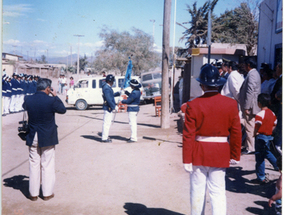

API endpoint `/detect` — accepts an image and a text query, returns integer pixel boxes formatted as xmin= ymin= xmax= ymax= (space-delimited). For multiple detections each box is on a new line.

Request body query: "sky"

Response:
xmin=3 ymin=0 xmax=243 ymax=60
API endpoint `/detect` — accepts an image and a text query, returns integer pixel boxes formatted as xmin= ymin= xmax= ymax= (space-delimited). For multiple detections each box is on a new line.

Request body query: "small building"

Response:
xmin=2 ymin=53 xmax=23 ymax=76
xmin=183 ymin=43 xmax=247 ymax=101
xmin=257 ymin=0 xmax=282 ymax=70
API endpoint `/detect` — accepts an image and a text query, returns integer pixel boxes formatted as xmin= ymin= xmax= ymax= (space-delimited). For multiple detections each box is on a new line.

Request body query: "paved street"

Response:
xmin=1 ymin=95 xmax=279 ymax=215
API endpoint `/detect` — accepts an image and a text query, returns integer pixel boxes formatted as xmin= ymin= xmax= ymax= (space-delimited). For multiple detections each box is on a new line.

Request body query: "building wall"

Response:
xmin=257 ymin=0 xmax=282 ymax=70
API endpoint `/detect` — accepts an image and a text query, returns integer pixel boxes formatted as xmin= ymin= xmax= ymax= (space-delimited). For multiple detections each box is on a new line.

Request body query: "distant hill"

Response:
xmin=4 ymin=50 xmax=91 ymax=65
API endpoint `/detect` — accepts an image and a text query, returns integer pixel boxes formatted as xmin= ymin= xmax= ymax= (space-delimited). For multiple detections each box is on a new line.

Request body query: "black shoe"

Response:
xmin=251 ymin=174 xmax=270 ymax=184
xmin=127 ymin=139 xmax=136 ymax=143
xmin=102 ymin=138 xmax=112 ymax=143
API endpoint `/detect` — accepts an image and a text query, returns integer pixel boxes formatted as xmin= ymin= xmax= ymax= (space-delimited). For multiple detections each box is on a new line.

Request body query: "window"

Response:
xmin=99 ymin=79 xmax=105 ymax=88
xmin=118 ymin=78 xmax=125 ymax=88
xmin=274 ymin=44 xmax=282 ymax=68
xmin=276 ymin=0 xmax=282 ymax=33
xmin=76 ymin=80 xmax=88 ymax=88
xmin=153 ymin=73 xmax=162 ymax=79
xmin=92 ymin=80 xmax=96 ymax=88
xmin=99 ymin=79 xmax=116 ymax=88
xmin=142 ymin=74 xmax=152 ymax=81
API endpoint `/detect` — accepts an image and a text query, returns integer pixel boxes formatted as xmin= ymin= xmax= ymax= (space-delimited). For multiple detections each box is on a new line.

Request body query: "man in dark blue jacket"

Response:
xmin=23 ymin=78 xmax=66 ymax=201
xmin=101 ymin=74 xmax=120 ymax=142
xmin=122 ymin=79 xmax=141 ymax=142
xmin=10 ymin=73 xmax=19 ymax=113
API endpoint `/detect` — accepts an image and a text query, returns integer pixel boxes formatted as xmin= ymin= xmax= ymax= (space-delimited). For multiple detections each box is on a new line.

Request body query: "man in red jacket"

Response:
xmin=183 ymin=64 xmax=242 ymax=215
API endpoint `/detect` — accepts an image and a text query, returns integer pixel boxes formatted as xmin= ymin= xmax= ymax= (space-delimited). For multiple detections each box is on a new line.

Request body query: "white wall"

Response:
xmin=257 ymin=0 xmax=282 ymax=70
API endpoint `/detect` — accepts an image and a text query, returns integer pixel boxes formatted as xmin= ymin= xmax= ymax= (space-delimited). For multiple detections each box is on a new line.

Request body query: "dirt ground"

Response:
xmin=1 ymin=81 xmax=280 ymax=215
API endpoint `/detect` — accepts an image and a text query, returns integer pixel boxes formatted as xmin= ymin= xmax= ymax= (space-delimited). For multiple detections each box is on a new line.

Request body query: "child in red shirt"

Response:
xmin=253 ymin=93 xmax=279 ymax=184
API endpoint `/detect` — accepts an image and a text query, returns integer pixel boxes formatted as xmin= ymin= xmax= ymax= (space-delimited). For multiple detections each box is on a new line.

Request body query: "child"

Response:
xmin=63 ymin=83 xmax=68 ymax=95
xmin=268 ymin=156 xmax=282 ymax=214
xmin=253 ymin=93 xmax=279 ymax=184
xmin=69 ymin=76 xmax=74 ymax=88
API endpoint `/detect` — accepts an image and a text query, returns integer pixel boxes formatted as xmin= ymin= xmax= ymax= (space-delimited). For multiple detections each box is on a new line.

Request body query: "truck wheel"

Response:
xmin=75 ymin=99 xmax=88 ymax=110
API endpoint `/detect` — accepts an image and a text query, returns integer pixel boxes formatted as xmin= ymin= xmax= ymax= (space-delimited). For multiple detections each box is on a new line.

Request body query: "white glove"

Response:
xmin=230 ymin=159 xmax=239 ymax=165
xmin=184 ymin=163 xmax=193 ymax=173
xmin=115 ymin=105 xmax=119 ymax=112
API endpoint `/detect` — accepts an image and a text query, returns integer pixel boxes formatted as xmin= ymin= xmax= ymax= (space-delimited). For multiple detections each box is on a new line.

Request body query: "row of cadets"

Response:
xmin=3 ymin=73 xmax=38 ymax=114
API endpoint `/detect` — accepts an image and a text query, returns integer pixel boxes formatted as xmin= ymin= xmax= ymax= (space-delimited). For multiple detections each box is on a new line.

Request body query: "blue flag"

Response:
xmin=123 ymin=58 xmax=133 ymax=89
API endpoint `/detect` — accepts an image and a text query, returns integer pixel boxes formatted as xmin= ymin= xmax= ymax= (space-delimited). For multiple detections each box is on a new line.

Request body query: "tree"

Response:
xmin=36 ymin=55 xmax=47 ymax=63
xmin=92 ymin=27 xmax=161 ymax=75
xmin=180 ymin=0 xmax=259 ymax=56
xmin=179 ymin=0 xmax=219 ymax=48
xmin=213 ymin=2 xmax=259 ymax=55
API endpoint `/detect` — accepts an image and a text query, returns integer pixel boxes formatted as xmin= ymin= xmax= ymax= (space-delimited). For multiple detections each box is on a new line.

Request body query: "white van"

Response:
xmin=65 ymin=76 xmax=142 ymax=110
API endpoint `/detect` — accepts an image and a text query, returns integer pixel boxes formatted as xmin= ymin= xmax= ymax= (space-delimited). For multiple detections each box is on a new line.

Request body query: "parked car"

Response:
xmin=141 ymin=71 xmax=162 ymax=101
xmin=65 ymin=76 xmax=142 ymax=110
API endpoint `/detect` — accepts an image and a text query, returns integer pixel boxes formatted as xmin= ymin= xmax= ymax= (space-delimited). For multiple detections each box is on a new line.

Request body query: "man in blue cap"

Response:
xmin=183 ymin=64 xmax=242 ymax=215
xmin=121 ymin=79 xmax=141 ymax=142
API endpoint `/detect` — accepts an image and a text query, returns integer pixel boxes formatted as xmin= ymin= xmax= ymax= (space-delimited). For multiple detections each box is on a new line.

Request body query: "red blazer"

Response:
xmin=183 ymin=91 xmax=242 ymax=168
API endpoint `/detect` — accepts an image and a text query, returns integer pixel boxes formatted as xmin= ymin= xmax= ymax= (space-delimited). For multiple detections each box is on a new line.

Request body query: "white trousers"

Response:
xmin=17 ymin=94 xmax=25 ymax=111
xmin=9 ymin=95 xmax=17 ymax=112
xmin=128 ymin=112 xmax=138 ymax=141
xmin=102 ymin=110 xmax=113 ymax=141
xmin=29 ymin=133 xmax=55 ymax=197
xmin=3 ymin=96 xmax=11 ymax=114
xmin=190 ymin=165 xmax=226 ymax=215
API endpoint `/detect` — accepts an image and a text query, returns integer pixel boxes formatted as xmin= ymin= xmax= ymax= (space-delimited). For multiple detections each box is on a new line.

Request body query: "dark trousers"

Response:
xmin=255 ymin=134 xmax=278 ymax=181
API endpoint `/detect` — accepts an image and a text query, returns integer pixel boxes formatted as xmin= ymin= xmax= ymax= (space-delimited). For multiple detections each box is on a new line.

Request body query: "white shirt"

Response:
xmin=61 ymin=77 xmax=67 ymax=84
xmin=221 ymin=70 xmax=244 ymax=101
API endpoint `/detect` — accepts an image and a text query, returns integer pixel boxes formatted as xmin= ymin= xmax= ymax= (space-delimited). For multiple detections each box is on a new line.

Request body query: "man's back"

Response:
xmin=183 ymin=92 xmax=241 ymax=167
xmin=23 ymin=91 xmax=66 ymax=147
xmin=239 ymin=68 xmax=261 ymax=115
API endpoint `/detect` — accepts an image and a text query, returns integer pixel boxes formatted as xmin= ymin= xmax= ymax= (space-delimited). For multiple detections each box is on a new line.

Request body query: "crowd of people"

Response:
xmin=2 ymin=73 xmax=40 ymax=116
xmin=2 ymin=59 xmax=282 ymax=213
xmin=182 ymin=58 xmax=282 ymax=215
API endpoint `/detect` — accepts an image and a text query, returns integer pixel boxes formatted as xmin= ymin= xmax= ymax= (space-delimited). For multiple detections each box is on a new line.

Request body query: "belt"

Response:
xmin=196 ymin=135 xmax=228 ymax=142
xmin=127 ymin=105 xmax=139 ymax=107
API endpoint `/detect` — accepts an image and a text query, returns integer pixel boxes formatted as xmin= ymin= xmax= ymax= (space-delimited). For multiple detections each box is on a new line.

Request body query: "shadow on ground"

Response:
xmin=226 ymin=167 xmax=278 ymax=214
xmin=143 ymin=136 xmax=181 ymax=144
xmin=123 ymin=202 xmax=185 ymax=215
xmin=81 ymin=133 xmax=129 ymax=142
xmin=245 ymin=200 xmax=276 ymax=215
xmin=3 ymin=175 xmax=29 ymax=199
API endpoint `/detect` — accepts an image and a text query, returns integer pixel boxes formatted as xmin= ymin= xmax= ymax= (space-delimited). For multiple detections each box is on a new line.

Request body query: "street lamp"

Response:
xmin=73 ymin=34 xmax=84 ymax=79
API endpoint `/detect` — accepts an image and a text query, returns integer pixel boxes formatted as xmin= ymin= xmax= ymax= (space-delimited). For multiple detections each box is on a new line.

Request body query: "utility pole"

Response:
xmin=46 ymin=49 xmax=48 ymax=63
xmin=74 ymin=35 xmax=84 ymax=79
xmin=207 ymin=5 xmax=212 ymax=64
xmin=170 ymin=0 xmax=177 ymax=114
xmin=161 ymin=0 xmax=172 ymax=129
xmin=70 ymin=46 xmax=72 ymax=67
xmin=12 ymin=45 xmax=17 ymax=55
xmin=150 ymin=19 xmax=155 ymax=46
